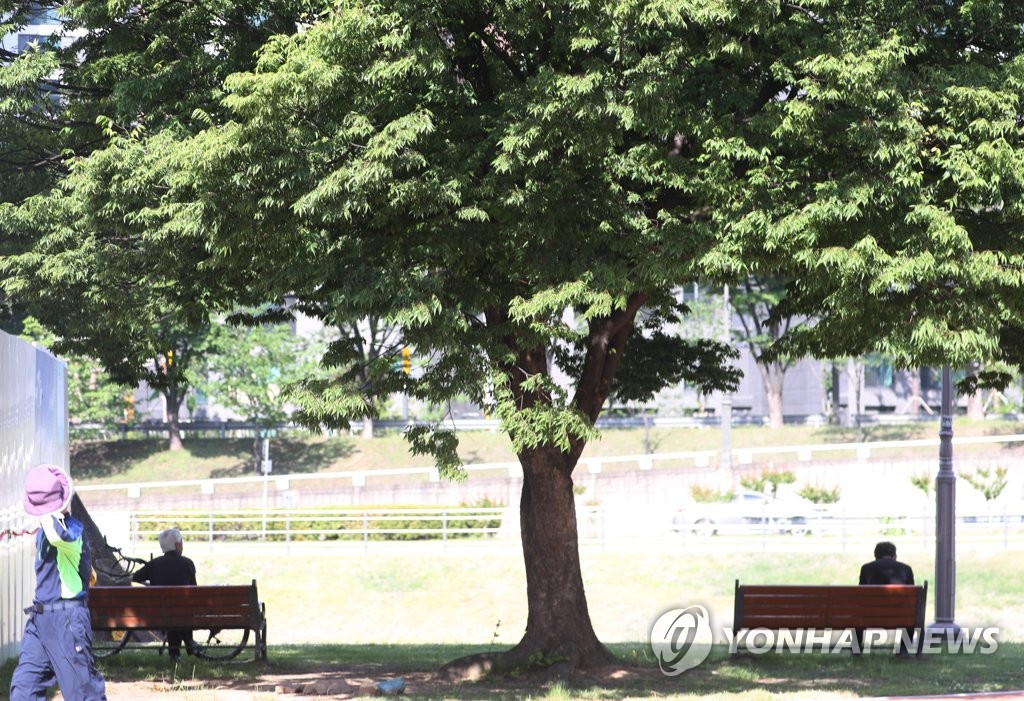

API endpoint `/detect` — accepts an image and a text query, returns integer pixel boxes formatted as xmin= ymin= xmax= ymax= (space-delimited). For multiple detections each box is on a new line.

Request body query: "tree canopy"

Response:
xmin=701 ymin=0 xmax=1024 ymax=383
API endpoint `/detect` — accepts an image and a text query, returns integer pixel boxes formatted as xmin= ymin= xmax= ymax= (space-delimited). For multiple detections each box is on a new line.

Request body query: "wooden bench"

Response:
xmin=89 ymin=580 xmax=267 ymax=661
xmin=733 ymin=580 xmax=928 ymax=655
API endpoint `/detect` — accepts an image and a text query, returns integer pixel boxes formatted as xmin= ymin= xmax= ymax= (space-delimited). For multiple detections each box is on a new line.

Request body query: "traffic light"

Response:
xmin=401 ymin=346 xmax=412 ymax=375
xmin=124 ymin=391 xmax=135 ymax=423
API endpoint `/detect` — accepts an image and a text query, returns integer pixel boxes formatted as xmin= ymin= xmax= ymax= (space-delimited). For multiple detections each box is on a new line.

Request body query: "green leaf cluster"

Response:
xmin=961 ymin=466 xmax=1009 ymax=502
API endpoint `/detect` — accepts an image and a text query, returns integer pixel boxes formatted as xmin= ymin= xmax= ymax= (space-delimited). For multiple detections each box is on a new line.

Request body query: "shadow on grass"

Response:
xmin=70 ymin=436 xmax=357 ymax=481
xmin=71 ymin=439 xmax=170 ymax=479
xmin=812 ymin=424 xmax=932 ymax=444
xmin=2 ymin=642 xmax=1009 ymax=700
xmin=206 ymin=437 xmax=357 ymax=478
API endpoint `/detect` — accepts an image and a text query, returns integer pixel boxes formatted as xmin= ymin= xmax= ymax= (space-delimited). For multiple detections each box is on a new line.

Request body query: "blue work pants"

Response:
xmin=9 ymin=604 xmax=107 ymax=701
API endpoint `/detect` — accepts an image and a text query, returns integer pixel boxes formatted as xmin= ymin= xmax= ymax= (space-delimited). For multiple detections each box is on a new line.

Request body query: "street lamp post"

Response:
xmin=720 ymin=284 xmax=732 ymax=472
xmin=932 ymin=365 xmax=958 ymax=634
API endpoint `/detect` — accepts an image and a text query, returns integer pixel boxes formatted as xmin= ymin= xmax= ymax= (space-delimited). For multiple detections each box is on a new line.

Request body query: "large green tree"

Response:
xmin=150 ymin=0 xmax=746 ymax=670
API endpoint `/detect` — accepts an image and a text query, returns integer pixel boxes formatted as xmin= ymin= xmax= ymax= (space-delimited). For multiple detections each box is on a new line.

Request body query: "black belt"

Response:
xmin=24 ymin=599 xmax=87 ymax=614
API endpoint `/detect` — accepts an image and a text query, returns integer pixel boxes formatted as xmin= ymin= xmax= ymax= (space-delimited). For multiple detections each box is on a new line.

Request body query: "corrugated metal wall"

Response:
xmin=0 ymin=329 xmax=68 ymax=665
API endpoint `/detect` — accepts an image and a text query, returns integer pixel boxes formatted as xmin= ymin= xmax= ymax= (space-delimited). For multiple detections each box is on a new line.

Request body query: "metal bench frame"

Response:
xmin=89 ymin=579 xmax=267 ymax=661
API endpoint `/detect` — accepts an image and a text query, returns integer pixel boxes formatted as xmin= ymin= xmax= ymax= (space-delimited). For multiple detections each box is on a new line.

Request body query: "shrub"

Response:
xmin=798 ymin=484 xmax=841 ymax=504
xmin=910 ymin=472 xmax=933 ymax=497
xmin=962 ymin=466 xmax=1009 ymax=502
xmin=740 ymin=470 xmax=796 ymax=495
xmin=690 ymin=484 xmax=733 ymax=503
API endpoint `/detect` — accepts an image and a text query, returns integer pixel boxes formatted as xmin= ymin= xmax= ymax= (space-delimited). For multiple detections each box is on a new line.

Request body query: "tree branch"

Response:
xmin=573 ymin=291 xmax=647 ymax=425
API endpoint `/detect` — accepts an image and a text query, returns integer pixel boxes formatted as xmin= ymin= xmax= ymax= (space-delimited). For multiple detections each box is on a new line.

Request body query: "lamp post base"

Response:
xmin=926 ymin=620 xmax=961 ymax=642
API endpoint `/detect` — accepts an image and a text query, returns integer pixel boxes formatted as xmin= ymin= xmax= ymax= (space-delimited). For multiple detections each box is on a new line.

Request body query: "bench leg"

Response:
xmin=254 ymin=604 xmax=268 ymax=662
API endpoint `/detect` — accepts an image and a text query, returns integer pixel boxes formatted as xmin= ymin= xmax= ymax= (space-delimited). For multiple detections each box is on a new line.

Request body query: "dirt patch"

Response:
xmin=67 ymin=662 xmax=674 ymax=700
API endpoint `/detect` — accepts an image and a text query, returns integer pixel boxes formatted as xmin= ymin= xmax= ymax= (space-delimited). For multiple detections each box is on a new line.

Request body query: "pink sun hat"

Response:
xmin=23 ymin=464 xmax=74 ymax=516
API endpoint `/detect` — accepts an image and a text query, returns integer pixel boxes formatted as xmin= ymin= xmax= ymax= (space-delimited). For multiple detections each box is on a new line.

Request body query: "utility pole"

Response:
xmin=931 ymin=365 xmax=959 ymax=635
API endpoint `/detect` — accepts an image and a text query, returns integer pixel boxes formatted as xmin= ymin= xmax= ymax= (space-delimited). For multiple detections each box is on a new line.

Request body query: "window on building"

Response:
xmin=16 ymin=33 xmax=49 ymax=53
xmin=24 ymin=3 xmax=61 ymax=24
xmin=863 ymin=355 xmax=894 ymax=388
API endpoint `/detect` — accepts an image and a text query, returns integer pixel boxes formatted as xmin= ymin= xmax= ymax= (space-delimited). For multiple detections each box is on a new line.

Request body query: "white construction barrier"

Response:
xmin=0 ymin=329 xmax=68 ymax=665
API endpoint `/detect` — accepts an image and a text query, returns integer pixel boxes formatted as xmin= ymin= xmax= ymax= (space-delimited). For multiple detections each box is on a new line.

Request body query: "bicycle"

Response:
xmin=90 ymin=542 xmax=251 ymax=661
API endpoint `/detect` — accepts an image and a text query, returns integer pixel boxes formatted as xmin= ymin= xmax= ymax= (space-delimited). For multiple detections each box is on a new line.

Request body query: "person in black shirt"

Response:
xmin=860 ymin=541 xmax=915 ymax=585
xmin=132 ymin=528 xmax=199 ymax=660
xmin=857 ymin=541 xmax=916 ymax=655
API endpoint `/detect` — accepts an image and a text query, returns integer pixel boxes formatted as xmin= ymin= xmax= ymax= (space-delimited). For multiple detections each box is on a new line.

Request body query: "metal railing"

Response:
xmin=113 ymin=505 xmax=1024 ymax=556
xmin=125 ymin=506 xmax=510 ymax=548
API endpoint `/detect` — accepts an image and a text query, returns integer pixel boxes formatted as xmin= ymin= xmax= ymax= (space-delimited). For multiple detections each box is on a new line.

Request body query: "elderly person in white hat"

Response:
xmin=9 ymin=464 xmax=107 ymax=701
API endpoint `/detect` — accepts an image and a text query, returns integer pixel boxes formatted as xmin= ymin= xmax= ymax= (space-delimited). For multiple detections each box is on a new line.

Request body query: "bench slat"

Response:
xmin=733 ymin=580 xmax=928 ymax=655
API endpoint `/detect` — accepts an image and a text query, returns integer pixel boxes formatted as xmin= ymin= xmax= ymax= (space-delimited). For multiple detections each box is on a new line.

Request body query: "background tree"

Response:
xmin=0 ymin=0 xmax=317 ymax=445
xmin=961 ymin=467 xmax=1009 ymax=504
xmin=2 ymin=204 xmax=214 ymax=451
xmin=286 ymin=293 xmax=407 ymax=440
xmin=191 ymin=320 xmax=324 ymax=465
xmin=911 ymin=471 xmax=933 ymax=499
xmin=900 ymin=368 xmax=930 ymax=415
xmin=673 ymin=285 xmax=732 ymax=416
xmin=333 ymin=319 xmax=403 ymax=439
xmin=797 ymin=483 xmax=840 ymax=504
xmin=961 ymin=466 xmax=1009 ymax=526
xmin=730 ymin=276 xmax=804 ymax=428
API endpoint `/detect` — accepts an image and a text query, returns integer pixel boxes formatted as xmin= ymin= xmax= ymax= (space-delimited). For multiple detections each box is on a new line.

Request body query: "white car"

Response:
xmin=671 ymin=489 xmax=816 ymax=536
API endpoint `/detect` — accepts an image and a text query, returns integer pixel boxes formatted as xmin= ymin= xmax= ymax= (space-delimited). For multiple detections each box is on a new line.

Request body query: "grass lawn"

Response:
xmin=2 ymin=547 xmax=1022 ymax=699
xmin=188 ymin=542 xmax=1024 ymax=697
xmin=184 ymin=546 xmax=1024 ymax=645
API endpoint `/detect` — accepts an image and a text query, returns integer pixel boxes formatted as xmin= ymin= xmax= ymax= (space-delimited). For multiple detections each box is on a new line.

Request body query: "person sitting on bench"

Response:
xmin=857 ymin=540 xmax=915 ymax=654
xmin=132 ymin=528 xmax=200 ymax=660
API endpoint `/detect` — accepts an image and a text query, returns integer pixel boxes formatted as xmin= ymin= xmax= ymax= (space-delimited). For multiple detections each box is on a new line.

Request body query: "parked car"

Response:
xmin=671 ymin=489 xmax=817 ymax=536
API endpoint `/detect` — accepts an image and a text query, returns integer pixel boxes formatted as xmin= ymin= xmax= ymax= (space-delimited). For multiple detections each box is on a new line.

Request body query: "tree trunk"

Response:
xmin=164 ymin=385 xmax=185 ymax=451
xmin=500 ymin=446 xmax=615 ymax=671
xmin=757 ymin=361 xmax=786 ymax=428
xmin=829 ymin=362 xmax=841 ymax=424
xmin=907 ymin=369 xmax=924 ymax=414
xmin=967 ymin=390 xmax=985 ymax=420
xmin=361 ymin=416 xmax=375 ymax=439
xmin=445 ymin=297 xmax=644 ymax=679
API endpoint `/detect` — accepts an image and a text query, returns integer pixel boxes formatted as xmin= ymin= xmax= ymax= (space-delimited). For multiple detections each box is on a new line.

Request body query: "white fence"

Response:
xmin=106 ymin=504 xmax=1024 ymax=560
xmin=122 ymin=506 xmax=509 ymax=549
xmin=0 ymin=331 xmax=68 ymax=665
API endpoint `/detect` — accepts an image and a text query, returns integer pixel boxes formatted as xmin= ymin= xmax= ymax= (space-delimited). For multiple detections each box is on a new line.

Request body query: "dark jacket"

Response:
xmin=131 ymin=550 xmax=197 ymax=586
xmin=859 ymin=557 xmax=914 ymax=585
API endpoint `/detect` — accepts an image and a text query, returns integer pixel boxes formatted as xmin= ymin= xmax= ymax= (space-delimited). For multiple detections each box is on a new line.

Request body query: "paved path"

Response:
xmin=877 ymin=693 xmax=1024 ymax=701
